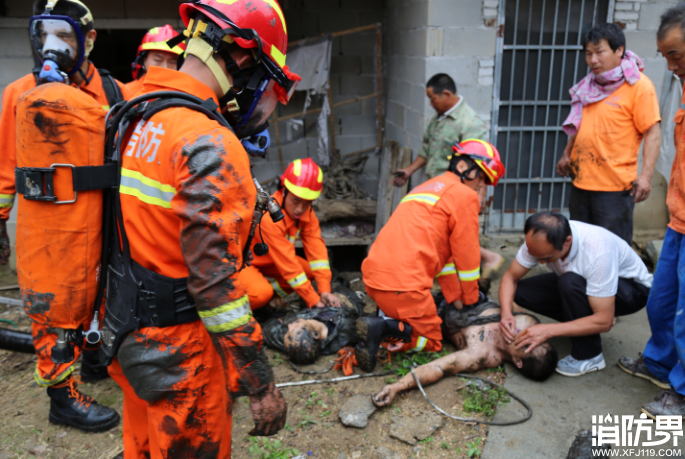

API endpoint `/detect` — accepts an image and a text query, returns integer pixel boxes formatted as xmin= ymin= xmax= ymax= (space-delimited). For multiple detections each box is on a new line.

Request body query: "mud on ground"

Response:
xmin=0 ymin=265 xmax=508 ymax=459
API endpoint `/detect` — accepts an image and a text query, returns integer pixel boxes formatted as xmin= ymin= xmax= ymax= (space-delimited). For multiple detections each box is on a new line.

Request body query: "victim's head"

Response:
xmin=284 ymin=319 xmax=322 ymax=365
xmin=507 ymin=314 xmax=558 ymax=382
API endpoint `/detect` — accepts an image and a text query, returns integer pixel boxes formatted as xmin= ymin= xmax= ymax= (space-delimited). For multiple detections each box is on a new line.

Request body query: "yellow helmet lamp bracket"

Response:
xmin=183 ymin=18 xmax=241 ymax=112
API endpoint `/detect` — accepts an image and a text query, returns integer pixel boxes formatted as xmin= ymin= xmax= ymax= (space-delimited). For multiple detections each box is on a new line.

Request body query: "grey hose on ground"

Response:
xmin=410 ymin=367 xmax=533 ymax=426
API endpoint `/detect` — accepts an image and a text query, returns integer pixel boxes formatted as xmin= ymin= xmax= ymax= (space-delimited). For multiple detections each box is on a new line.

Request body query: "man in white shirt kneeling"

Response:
xmin=498 ymin=211 xmax=653 ymax=377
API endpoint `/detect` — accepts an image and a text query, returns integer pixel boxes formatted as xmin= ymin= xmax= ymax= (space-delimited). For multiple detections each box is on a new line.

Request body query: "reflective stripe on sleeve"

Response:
xmin=400 ymin=193 xmax=440 ymax=206
xmin=197 ymin=295 xmax=252 ymax=333
xmin=119 ymin=168 xmax=176 ymax=209
xmin=287 ymin=272 xmax=308 ymax=288
xmin=270 ymin=280 xmax=288 ymax=299
xmin=458 ymin=268 xmax=481 ymax=281
xmin=287 ymin=229 xmax=301 ymax=244
xmin=407 ymin=336 xmax=428 ymax=353
xmin=309 ymin=259 xmax=330 ymax=271
xmin=0 ymin=194 xmax=14 ymax=208
xmin=435 ymin=262 xmax=456 ymax=278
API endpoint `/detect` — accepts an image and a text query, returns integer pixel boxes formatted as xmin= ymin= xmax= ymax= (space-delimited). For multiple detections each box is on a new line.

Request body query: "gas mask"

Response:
xmin=29 ymin=0 xmax=92 ymax=84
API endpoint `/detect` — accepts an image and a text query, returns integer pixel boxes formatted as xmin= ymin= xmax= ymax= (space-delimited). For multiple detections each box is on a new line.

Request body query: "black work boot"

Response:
xmin=354 ymin=317 xmax=412 ymax=373
xmin=47 ymin=376 xmax=120 ymax=433
xmin=80 ymin=349 xmax=110 ymax=383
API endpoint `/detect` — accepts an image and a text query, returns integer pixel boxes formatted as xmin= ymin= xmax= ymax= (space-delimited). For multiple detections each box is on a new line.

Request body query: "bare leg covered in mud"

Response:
xmin=373 ymin=309 xmax=557 ymax=407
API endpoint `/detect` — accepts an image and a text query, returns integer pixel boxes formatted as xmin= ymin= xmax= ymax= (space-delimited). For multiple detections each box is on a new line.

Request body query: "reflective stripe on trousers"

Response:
xmin=197 ymin=295 xmax=252 ymax=333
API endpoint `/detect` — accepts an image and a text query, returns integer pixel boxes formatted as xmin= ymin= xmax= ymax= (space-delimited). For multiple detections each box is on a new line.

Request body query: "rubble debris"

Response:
xmin=321 ymin=219 xmax=374 ymax=240
xmin=322 ymin=149 xmax=370 ymax=200
xmin=339 ymin=394 xmax=377 ymax=428
xmin=389 ymin=412 xmax=444 ymax=446
xmin=566 ymin=430 xmax=610 ymax=459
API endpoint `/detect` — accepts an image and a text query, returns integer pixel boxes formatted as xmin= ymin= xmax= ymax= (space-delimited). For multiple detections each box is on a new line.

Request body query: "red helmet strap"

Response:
xmin=131 ymin=51 xmax=147 ymax=80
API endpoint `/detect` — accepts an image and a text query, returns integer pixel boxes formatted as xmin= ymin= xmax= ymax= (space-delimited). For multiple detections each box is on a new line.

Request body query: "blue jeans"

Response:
xmin=644 ymin=228 xmax=685 ymax=395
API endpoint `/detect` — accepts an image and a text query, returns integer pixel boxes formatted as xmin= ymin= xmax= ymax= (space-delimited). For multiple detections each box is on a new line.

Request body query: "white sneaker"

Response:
xmin=555 ymin=353 xmax=606 ymax=377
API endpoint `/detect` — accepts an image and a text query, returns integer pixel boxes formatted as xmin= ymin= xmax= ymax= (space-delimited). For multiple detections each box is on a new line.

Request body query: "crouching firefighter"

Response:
xmin=356 ymin=139 xmax=506 ymax=372
xmin=97 ymin=0 xmax=301 ymax=457
xmin=9 ymin=0 xmax=130 ymax=433
xmin=239 ymin=158 xmax=343 ymax=315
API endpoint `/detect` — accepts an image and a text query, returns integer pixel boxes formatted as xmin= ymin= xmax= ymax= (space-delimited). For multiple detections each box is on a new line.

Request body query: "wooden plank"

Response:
xmin=375 ymin=140 xmax=399 ymax=236
xmin=288 ymin=23 xmax=378 ymax=47
xmin=274 ymin=93 xmax=379 ymax=123
xmin=375 ymin=24 xmax=384 ymax=150
xmin=295 ymin=236 xmax=373 ymax=248
xmin=271 ymin=111 xmax=284 ymax=172
xmin=390 ymin=147 xmax=412 ymax=213
xmin=327 ymin=78 xmax=336 ymax=153
xmin=313 ymin=199 xmax=377 ymax=223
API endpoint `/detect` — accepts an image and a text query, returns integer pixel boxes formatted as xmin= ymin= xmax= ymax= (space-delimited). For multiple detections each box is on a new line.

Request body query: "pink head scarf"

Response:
xmin=562 ymin=50 xmax=644 ymax=136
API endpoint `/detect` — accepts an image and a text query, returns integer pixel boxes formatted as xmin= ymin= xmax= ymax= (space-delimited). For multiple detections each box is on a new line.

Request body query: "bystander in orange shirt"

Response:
xmin=570 ymin=75 xmax=661 ymax=191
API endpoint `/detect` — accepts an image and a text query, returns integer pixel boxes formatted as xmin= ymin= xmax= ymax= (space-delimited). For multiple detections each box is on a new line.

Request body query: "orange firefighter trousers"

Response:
xmin=108 ymin=320 xmax=232 ymax=459
xmin=240 ymin=256 xmax=316 ymax=310
xmin=366 ymin=286 xmax=443 ymax=353
xmin=32 ymin=322 xmax=82 ymax=386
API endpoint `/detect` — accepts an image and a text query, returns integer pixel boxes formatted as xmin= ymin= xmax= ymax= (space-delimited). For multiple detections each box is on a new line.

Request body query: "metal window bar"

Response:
xmin=486 ymin=0 xmax=610 ymax=233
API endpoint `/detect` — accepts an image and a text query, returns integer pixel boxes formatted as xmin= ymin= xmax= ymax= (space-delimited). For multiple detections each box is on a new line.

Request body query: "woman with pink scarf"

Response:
xmin=556 ymin=23 xmax=661 ymax=246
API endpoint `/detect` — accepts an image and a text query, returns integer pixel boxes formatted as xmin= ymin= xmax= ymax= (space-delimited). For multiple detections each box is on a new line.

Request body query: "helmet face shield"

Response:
xmin=234 ymin=77 xmax=278 ymax=136
xmin=29 ymin=16 xmax=85 ymax=76
xmin=180 ymin=1 xmax=302 ymax=105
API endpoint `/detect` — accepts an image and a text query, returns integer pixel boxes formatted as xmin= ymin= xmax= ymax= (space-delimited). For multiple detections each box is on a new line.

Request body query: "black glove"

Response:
xmin=0 ymin=220 xmax=10 ymax=265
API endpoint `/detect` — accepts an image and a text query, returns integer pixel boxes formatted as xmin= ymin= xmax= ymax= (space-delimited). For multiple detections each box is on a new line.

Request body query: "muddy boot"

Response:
xmin=80 ymin=349 xmax=110 ymax=383
xmin=47 ymin=376 xmax=120 ymax=433
xmin=354 ymin=317 xmax=412 ymax=373
xmin=617 ymin=354 xmax=669 ymax=390
xmin=642 ymin=390 xmax=685 ymax=420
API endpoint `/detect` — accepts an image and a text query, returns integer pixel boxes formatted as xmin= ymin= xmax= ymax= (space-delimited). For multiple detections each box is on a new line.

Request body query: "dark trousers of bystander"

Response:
xmin=514 ymin=272 xmax=649 ymax=360
xmin=569 ymin=184 xmax=635 ymax=245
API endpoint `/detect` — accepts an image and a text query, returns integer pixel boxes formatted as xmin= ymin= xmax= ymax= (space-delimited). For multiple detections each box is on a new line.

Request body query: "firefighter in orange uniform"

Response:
xmin=356 ymin=139 xmax=506 ymax=372
xmin=0 ymin=0 xmax=129 ymax=432
xmin=239 ymin=158 xmax=342 ymax=312
xmin=102 ymin=0 xmax=301 ymax=456
xmin=126 ymin=25 xmax=186 ymax=95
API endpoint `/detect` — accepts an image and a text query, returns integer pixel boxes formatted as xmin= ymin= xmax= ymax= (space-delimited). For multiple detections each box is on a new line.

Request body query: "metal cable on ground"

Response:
xmin=276 ymin=369 xmax=394 ymax=388
xmin=410 ymin=367 xmax=533 ymax=426
xmin=288 ymin=360 xmax=335 ymax=375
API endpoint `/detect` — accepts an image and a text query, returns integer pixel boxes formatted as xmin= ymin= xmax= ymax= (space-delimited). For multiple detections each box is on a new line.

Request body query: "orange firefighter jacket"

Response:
xmin=125 ymin=77 xmax=144 ymax=96
xmin=119 ymin=66 xmax=271 ymax=398
xmin=251 ymin=188 xmax=332 ymax=307
xmin=362 ymin=172 xmax=481 ymax=305
xmin=0 ymin=63 xmax=131 ymax=220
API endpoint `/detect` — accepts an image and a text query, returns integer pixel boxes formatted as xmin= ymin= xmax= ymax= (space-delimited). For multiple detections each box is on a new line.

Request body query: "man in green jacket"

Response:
xmin=394 ymin=73 xmax=502 ymax=291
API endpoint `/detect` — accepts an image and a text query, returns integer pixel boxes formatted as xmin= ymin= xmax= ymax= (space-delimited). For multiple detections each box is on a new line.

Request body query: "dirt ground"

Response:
xmin=0 ymin=266 xmax=509 ymax=459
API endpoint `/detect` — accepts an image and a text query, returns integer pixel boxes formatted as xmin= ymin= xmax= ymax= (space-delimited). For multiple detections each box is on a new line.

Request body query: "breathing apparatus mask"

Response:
xmin=170 ymin=5 xmax=300 ymax=140
xmin=29 ymin=0 xmax=93 ymax=84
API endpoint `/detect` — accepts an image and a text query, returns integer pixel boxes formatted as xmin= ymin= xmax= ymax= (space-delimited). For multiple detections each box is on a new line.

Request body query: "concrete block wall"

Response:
xmin=384 ymin=0 xmax=497 ymax=186
xmin=257 ymin=0 xmax=385 ymax=197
